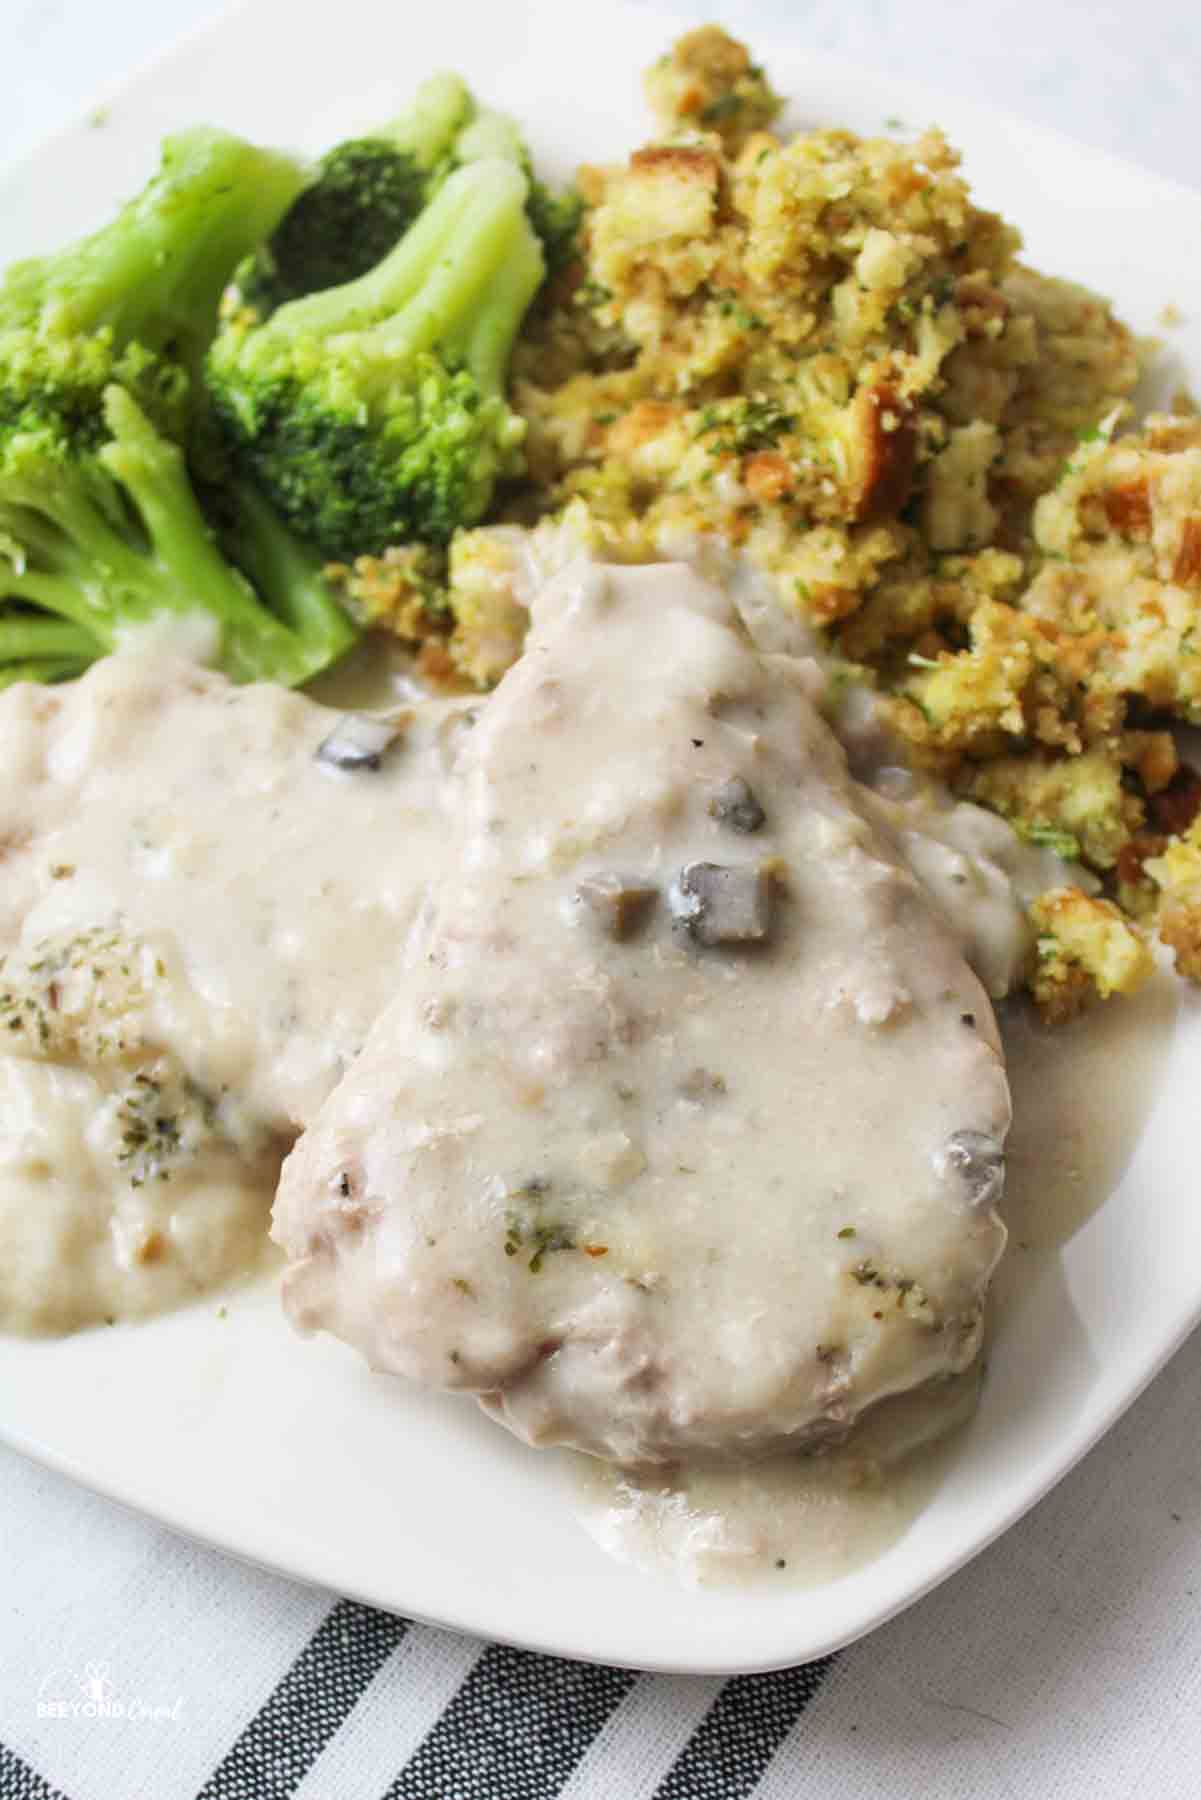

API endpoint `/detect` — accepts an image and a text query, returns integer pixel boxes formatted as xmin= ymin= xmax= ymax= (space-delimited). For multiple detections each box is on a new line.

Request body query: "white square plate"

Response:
xmin=2 ymin=0 xmax=1200 ymax=1674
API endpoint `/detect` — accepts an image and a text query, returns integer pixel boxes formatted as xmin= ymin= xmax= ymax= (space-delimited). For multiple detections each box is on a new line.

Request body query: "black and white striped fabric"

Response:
xmin=0 ymin=1613 xmax=830 ymax=1800
xmin=5 ymin=1323 xmax=1201 ymax=1799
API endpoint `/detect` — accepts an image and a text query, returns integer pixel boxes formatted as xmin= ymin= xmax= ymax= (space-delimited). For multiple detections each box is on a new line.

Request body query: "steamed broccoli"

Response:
xmin=232 ymin=74 xmax=580 ymax=321
xmin=219 ymin=477 xmax=359 ymax=661
xmin=0 ymin=127 xmax=307 ymax=426
xmin=451 ymin=108 xmax=583 ymax=274
xmin=0 ymin=385 xmax=355 ymax=685
xmin=525 ymin=181 xmax=584 ymax=276
xmin=234 ymin=74 xmax=476 ymax=319
xmin=207 ymin=156 xmax=545 ymax=556
xmin=0 ymin=126 xmax=359 ymax=689
xmin=0 ymin=610 xmax=101 ymax=690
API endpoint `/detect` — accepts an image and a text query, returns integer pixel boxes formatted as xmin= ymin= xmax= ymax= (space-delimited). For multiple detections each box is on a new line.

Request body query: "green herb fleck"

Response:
xmin=700 ymin=93 xmax=745 ymax=125
xmin=1023 ymin=822 xmax=1082 ymax=860
xmin=695 ymin=395 xmax=793 ymax=456
xmin=503 ymin=1181 xmax=575 ymax=1272
xmin=577 ymin=278 xmax=612 ymax=310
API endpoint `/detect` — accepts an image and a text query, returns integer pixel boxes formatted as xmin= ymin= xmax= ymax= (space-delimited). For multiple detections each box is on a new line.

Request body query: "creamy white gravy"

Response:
xmin=0 ymin=652 xmax=469 ymax=1333
xmin=997 ymin=974 xmax=1177 ymax=1254
xmin=575 ymin=1367 xmax=981 ymax=1589
xmin=578 ymin=977 xmax=1175 ymax=1587
xmin=275 ymin=560 xmax=1010 ymax=1469
xmin=0 ymin=553 xmax=1172 ymax=1592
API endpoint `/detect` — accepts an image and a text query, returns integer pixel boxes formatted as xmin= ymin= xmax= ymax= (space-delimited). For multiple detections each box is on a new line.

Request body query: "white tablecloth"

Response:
xmin=2 ymin=2 xmax=1199 ymax=1795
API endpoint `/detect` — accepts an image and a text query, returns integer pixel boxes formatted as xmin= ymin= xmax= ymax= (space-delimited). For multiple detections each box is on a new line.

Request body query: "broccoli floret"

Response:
xmin=241 ymin=141 xmax=431 ymax=318
xmin=0 ymin=385 xmax=355 ymax=685
xmin=0 ymin=129 xmax=359 ymax=688
xmin=235 ymin=74 xmax=476 ymax=319
xmin=0 ymin=127 xmax=306 ymax=419
xmin=232 ymin=77 xmax=580 ymax=321
xmin=207 ymin=156 xmax=545 ymax=556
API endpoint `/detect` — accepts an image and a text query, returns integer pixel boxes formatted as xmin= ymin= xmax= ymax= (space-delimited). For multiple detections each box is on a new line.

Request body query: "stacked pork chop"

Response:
xmin=273 ymin=562 xmax=1009 ymax=1465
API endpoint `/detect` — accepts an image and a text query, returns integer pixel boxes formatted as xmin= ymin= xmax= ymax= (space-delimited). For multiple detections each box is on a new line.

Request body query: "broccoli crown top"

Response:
xmin=226 ymin=74 xmax=579 ymax=328
xmin=237 ymin=140 xmax=432 ymax=320
xmin=0 ymin=328 xmax=190 ymax=451
xmin=231 ymin=72 xmax=479 ymax=324
xmin=208 ymin=156 xmax=545 ymax=557
xmin=213 ymin=350 xmax=525 ymax=552
xmin=0 ymin=123 xmax=305 ymax=511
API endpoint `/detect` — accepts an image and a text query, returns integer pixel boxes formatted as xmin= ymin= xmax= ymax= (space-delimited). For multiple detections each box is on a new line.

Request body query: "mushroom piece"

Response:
xmin=937 ymin=1130 xmax=1006 ymax=1212
xmin=708 ymin=775 xmax=766 ymax=833
xmin=574 ymin=873 xmax=658 ymax=940
xmin=670 ymin=861 xmax=773 ymax=946
xmin=316 ymin=712 xmax=404 ymax=772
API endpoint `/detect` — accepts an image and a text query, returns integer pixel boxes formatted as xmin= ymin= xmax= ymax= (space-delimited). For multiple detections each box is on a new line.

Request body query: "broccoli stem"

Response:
xmin=269 ymin=159 xmax=535 ymax=380
xmin=0 ymin=612 xmax=99 ymax=661
xmin=224 ymin=480 xmax=357 ymax=661
xmin=0 ymin=458 xmax=150 ymax=635
xmin=452 ymin=109 xmax=527 ymax=168
xmin=383 ymin=72 xmax=474 ymax=169
xmin=97 ymin=387 xmax=344 ymax=682
xmin=0 ymin=389 xmax=355 ymax=686
xmin=462 ymin=227 xmax=547 ymax=393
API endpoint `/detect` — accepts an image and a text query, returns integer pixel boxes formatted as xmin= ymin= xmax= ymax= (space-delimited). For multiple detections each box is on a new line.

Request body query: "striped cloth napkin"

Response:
xmin=3 ymin=1318 xmax=1201 ymax=1800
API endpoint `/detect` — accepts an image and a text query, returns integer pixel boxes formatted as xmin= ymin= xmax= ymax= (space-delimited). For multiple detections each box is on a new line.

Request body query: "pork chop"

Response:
xmin=0 ymin=649 xmax=469 ymax=1332
xmin=273 ymin=561 xmax=1010 ymax=1464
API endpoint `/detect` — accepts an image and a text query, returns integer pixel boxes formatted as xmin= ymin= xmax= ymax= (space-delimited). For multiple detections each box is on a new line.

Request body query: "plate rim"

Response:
xmin=1 ymin=0 xmax=1200 ymax=1675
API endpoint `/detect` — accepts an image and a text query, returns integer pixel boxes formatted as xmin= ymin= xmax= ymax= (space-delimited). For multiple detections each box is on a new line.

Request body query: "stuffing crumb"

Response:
xmin=1029 ymin=889 xmax=1155 ymax=1021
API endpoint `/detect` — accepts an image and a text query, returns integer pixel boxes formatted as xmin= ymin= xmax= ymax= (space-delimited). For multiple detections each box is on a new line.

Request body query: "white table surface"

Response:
xmin=3 ymin=5 xmax=1201 ymax=1798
